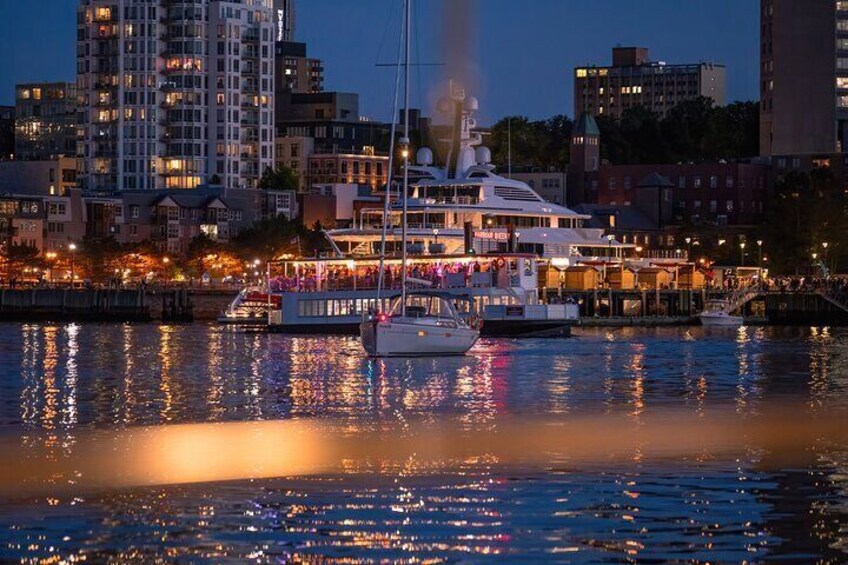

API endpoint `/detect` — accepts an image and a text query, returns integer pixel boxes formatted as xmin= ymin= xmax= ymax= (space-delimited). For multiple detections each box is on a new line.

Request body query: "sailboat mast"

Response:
xmin=400 ymin=0 xmax=411 ymax=315
xmin=376 ymin=0 xmax=406 ymax=304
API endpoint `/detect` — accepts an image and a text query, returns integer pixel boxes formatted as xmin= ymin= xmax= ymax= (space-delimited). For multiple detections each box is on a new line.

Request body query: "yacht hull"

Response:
xmin=360 ymin=320 xmax=479 ymax=357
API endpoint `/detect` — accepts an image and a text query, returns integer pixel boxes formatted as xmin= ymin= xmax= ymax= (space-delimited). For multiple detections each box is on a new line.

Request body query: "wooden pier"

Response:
xmin=546 ymin=288 xmax=848 ymax=326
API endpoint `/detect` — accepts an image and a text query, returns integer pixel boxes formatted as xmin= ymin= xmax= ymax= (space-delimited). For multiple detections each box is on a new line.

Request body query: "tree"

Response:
xmin=483 ymin=98 xmax=759 ymax=170
xmin=79 ymin=235 xmax=124 ymax=282
xmin=487 ymin=115 xmax=573 ymax=171
xmin=183 ymin=234 xmax=223 ymax=279
xmin=231 ymin=216 xmax=309 ymax=262
xmin=209 ymin=174 xmax=222 ymax=185
xmin=762 ymin=168 xmax=848 ymax=274
xmin=258 ymin=166 xmax=299 ymax=192
xmin=2 ymin=244 xmax=41 ymax=280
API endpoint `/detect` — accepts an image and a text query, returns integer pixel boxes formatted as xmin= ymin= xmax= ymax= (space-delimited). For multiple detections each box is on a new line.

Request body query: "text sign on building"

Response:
xmin=474 ymin=230 xmax=509 ymax=241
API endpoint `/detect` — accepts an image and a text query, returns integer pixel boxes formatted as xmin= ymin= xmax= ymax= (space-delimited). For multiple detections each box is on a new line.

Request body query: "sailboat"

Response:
xmin=359 ymin=0 xmax=481 ymax=357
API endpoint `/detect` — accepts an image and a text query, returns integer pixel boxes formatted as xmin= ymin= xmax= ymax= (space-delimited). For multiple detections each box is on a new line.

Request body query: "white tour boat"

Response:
xmin=267 ymin=254 xmax=579 ymax=337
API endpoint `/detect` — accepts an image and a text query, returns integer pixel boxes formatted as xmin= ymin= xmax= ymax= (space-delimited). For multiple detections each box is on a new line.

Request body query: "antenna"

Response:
xmin=508 ymin=117 xmax=512 ymax=179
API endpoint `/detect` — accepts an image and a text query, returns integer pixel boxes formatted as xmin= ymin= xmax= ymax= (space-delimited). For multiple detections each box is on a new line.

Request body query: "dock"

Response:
xmin=0 ymin=288 xmax=197 ymax=323
xmin=553 ymin=288 xmax=848 ymax=327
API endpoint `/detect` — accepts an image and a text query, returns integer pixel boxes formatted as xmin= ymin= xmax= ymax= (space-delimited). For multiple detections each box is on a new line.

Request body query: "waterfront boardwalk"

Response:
xmin=557 ymin=288 xmax=848 ymax=326
xmin=2 ymin=286 xmax=848 ymax=326
xmin=0 ymin=287 xmax=201 ymax=322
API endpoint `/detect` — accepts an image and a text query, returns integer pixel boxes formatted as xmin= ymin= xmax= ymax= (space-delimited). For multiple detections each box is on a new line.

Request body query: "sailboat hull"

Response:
xmin=360 ymin=319 xmax=479 ymax=357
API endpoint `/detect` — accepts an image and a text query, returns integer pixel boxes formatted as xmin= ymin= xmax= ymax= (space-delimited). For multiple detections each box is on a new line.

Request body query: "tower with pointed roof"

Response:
xmin=567 ymin=112 xmax=600 ymax=206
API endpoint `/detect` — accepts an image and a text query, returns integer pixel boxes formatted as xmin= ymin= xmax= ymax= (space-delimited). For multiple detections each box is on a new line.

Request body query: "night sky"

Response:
xmin=0 ymin=0 xmax=759 ymax=125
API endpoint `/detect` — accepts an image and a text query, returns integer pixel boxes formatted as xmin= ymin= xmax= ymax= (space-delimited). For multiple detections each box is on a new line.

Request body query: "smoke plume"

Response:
xmin=442 ymin=0 xmax=480 ymax=95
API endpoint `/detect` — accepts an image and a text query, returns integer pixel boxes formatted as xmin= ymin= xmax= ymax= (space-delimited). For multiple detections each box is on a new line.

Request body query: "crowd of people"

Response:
xmin=762 ymin=276 xmax=848 ymax=297
xmin=269 ymin=260 xmax=509 ymax=293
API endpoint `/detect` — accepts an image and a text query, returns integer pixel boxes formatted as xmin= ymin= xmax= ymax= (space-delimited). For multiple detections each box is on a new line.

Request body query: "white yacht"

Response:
xmin=262 ymin=88 xmax=624 ymax=337
xmin=325 ymin=85 xmax=630 ymax=265
xmin=699 ymin=300 xmax=744 ymax=327
xmin=698 ymin=288 xmax=758 ymax=327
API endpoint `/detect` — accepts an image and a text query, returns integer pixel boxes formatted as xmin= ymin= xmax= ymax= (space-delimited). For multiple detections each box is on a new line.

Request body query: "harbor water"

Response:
xmin=1 ymin=323 xmax=847 ymax=563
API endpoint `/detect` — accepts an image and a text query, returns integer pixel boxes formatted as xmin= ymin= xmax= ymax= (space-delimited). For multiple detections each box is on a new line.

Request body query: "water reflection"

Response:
xmin=1 ymin=324 xmax=848 ymax=563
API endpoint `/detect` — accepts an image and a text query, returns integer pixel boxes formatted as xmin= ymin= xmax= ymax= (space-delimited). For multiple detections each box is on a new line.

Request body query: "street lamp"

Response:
xmin=45 ymin=252 xmax=57 ymax=283
xmin=685 ymin=237 xmax=692 ymax=261
xmin=68 ymin=243 xmax=77 ymax=286
xmin=757 ymin=240 xmax=763 ymax=278
xmin=432 ymin=228 xmax=439 ymax=246
xmin=739 ymin=242 xmax=746 ymax=268
xmin=823 ymin=241 xmax=830 ymax=272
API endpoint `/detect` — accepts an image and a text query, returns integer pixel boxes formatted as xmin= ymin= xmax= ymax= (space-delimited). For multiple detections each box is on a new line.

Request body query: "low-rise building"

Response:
xmin=85 ymin=196 xmax=123 ymax=241
xmin=0 ymin=157 xmax=77 ymax=196
xmin=509 ymin=170 xmax=568 ymax=205
xmin=275 ymin=135 xmax=314 ymax=189
xmin=0 ymin=195 xmax=44 ymax=251
xmin=43 ymin=189 xmax=86 ymax=251
xmin=275 ymin=41 xmax=324 ymax=97
xmin=277 ymin=92 xmax=390 ymax=155
xmin=310 ymin=184 xmax=382 ymax=228
xmin=307 ymin=148 xmax=389 ymax=191
xmin=119 ymin=188 xmax=255 ymax=255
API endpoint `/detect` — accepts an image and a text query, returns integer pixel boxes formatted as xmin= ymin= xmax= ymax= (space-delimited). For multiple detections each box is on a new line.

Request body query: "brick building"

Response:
xmin=596 ymin=163 xmax=768 ymax=228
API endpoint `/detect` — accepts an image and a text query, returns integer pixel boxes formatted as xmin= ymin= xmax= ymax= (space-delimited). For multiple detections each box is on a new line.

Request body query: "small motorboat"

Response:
xmin=360 ymin=292 xmax=480 ymax=357
xmin=698 ymin=299 xmax=744 ymax=327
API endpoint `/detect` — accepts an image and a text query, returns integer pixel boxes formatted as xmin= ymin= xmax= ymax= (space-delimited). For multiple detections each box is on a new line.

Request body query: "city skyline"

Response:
xmin=0 ymin=0 xmax=759 ymax=125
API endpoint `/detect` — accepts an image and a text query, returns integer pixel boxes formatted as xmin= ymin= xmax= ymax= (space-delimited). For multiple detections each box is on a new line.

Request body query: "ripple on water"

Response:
xmin=0 ymin=323 xmax=847 ymax=563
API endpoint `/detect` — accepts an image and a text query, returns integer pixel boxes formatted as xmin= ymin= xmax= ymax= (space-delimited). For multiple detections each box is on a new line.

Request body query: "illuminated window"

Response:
xmin=94 ymin=7 xmax=112 ymax=21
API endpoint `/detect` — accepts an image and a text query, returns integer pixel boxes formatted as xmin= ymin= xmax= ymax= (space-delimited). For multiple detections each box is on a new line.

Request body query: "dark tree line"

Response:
xmin=759 ymin=169 xmax=848 ymax=275
xmin=486 ymin=97 xmax=759 ymax=169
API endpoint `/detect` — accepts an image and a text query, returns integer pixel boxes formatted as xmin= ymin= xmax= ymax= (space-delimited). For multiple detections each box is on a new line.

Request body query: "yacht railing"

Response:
xmin=271 ymin=271 xmax=499 ymax=294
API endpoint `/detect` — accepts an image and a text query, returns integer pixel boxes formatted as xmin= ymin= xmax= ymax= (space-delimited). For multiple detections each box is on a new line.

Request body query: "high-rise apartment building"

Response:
xmin=760 ymin=0 xmax=848 ymax=156
xmin=273 ymin=0 xmax=295 ymax=42
xmin=76 ymin=0 xmax=276 ymax=193
xmin=574 ymin=47 xmax=726 ymax=119
xmin=15 ymin=82 xmax=78 ymax=161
